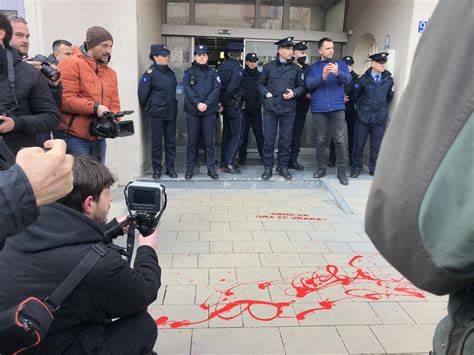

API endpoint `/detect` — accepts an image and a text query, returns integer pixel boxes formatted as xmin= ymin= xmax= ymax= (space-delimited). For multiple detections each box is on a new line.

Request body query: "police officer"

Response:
xmin=350 ymin=52 xmax=394 ymax=178
xmin=258 ymin=37 xmax=305 ymax=181
xmin=239 ymin=52 xmax=264 ymax=165
xmin=329 ymin=55 xmax=359 ymax=166
xmin=289 ymin=41 xmax=311 ymax=171
xmin=218 ymin=42 xmax=245 ymax=174
xmin=138 ymin=43 xmax=178 ymax=179
xmin=183 ymin=44 xmax=221 ymax=180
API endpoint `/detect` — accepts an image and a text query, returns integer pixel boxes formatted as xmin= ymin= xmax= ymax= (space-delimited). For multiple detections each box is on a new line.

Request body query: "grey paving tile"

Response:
xmin=323 ymin=253 xmax=391 ymax=267
xmin=157 ymin=254 xmax=173 ymax=268
xmin=209 ymin=221 xmax=230 ymax=231
xmin=163 ymin=285 xmax=196 ymax=304
xmin=149 ymin=304 xmax=209 ymax=329
xmin=252 ymin=231 xmax=289 ymax=241
xmin=324 ymin=242 xmax=353 ymax=253
xmin=209 ymin=241 xmax=233 ymax=254
xmin=260 ymin=253 xmax=303 ymax=267
xmin=307 ymin=231 xmax=364 ymax=242
xmin=176 ymin=231 xmax=199 ymax=242
xmin=157 ymin=231 xmax=177 ymax=242
xmin=154 ymin=329 xmax=192 ymax=355
xmin=281 ymin=326 xmax=347 ymax=354
xmin=241 ymin=302 xmax=299 ymax=327
xmin=286 ymin=231 xmax=312 ymax=242
xmin=200 ymin=230 xmax=253 ymax=241
xmin=230 ymin=221 xmax=265 ymax=231
xmin=199 ymin=253 xmax=261 ymax=268
xmin=160 ymin=221 xmax=210 ymax=232
xmin=347 ymin=242 xmax=378 ymax=253
xmin=180 ymin=213 xmax=201 ymax=222
xmin=369 ymin=302 xmax=415 ymax=324
xmin=336 ymin=325 xmax=385 ymax=353
xmin=263 ymin=221 xmax=315 ymax=231
xmin=200 ymin=213 xmax=248 ymax=222
xmin=298 ymin=254 xmax=330 ymax=267
xmin=161 ymin=268 xmax=209 ymax=285
xmin=370 ymin=324 xmax=436 ymax=353
xmin=158 ymin=242 xmax=209 ymax=254
xmin=270 ymin=242 xmax=329 ymax=253
xmin=209 ymin=268 xmax=237 ymax=285
xmin=232 ymin=241 xmax=272 ymax=253
xmin=331 ymin=222 xmax=365 ymax=233
xmin=172 ymin=253 xmax=199 ymax=268
xmin=400 ymin=302 xmax=447 ymax=324
xmin=191 ymin=328 xmax=285 ymax=354
xmin=236 ymin=268 xmax=284 ymax=283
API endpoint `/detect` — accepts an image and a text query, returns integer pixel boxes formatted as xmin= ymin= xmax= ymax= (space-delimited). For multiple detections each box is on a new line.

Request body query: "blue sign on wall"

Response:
xmin=418 ymin=21 xmax=428 ymax=33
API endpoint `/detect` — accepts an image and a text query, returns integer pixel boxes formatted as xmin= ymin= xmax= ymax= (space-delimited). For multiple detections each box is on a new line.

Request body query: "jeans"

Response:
xmin=58 ymin=131 xmax=107 ymax=164
xmin=313 ymin=110 xmax=346 ymax=170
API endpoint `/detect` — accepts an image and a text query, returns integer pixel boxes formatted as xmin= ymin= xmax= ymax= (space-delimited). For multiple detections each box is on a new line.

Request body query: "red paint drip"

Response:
xmin=155 ymin=255 xmax=425 ymax=328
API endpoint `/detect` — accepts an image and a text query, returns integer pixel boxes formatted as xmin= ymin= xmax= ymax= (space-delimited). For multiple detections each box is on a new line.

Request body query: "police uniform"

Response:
xmin=258 ymin=37 xmax=305 ymax=180
xmin=351 ymin=52 xmax=394 ymax=177
xmin=138 ymin=44 xmax=178 ymax=179
xmin=218 ymin=42 xmax=245 ymax=174
xmin=289 ymin=41 xmax=311 ymax=170
xmin=239 ymin=52 xmax=264 ymax=164
xmin=183 ymin=45 xmax=221 ymax=180
xmin=329 ymin=55 xmax=359 ymax=166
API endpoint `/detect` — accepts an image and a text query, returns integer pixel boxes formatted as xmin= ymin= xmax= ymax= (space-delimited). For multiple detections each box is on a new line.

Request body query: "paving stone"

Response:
xmin=236 ymin=267 xmax=284 ymax=284
xmin=161 ymin=268 xmax=209 ymax=285
xmin=324 ymin=242 xmax=353 ymax=253
xmin=298 ymin=254 xmax=329 ymax=267
xmin=209 ymin=268 xmax=237 ymax=285
xmin=153 ymin=329 xmax=192 ymax=355
xmin=400 ymin=302 xmax=447 ymax=324
xmin=286 ymin=231 xmax=312 ymax=242
xmin=281 ymin=326 xmax=347 ymax=354
xmin=209 ymin=242 xmax=233 ymax=254
xmin=191 ymin=328 xmax=285 ymax=354
xmin=163 ymin=285 xmax=196 ymax=304
xmin=180 ymin=213 xmax=200 ymax=222
xmin=149 ymin=304 xmax=209 ymax=329
xmin=209 ymin=221 xmax=230 ymax=231
xmin=200 ymin=230 xmax=253 ymax=241
xmin=176 ymin=231 xmax=199 ymax=242
xmin=252 ymin=231 xmax=289 ymax=241
xmin=200 ymin=213 xmax=248 ymax=222
xmin=157 ymin=254 xmax=173 ymax=268
xmin=347 ymin=241 xmax=379 ymax=253
xmin=199 ymin=253 xmax=261 ymax=268
xmin=336 ymin=325 xmax=385 ymax=353
xmin=263 ymin=221 xmax=315 ymax=231
xmin=369 ymin=302 xmax=415 ymax=324
xmin=158 ymin=242 xmax=209 ymax=254
xmin=230 ymin=221 xmax=264 ymax=231
xmin=270 ymin=242 xmax=329 ymax=253
xmin=172 ymin=253 xmax=198 ymax=268
xmin=307 ymin=231 xmax=364 ymax=242
xmin=232 ymin=241 xmax=272 ymax=253
xmin=160 ymin=221 xmax=210 ymax=232
xmin=331 ymin=222 xmax=365 ymax=232
xmin=370 ymin=324 xmax=437 ymax=353
xmin=260 ymin=253 xmax=303 ymax=267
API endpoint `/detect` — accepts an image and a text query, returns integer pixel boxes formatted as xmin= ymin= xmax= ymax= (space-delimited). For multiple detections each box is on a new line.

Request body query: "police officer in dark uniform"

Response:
xmin=138 ymin=43 xmax=178 ymax=179
xmin=239 ymin=52 xmax=264 ymax=164
xmin=258 ymin=37 xmax=305 ymax=181
xmin=329 ymin=55 xmax=359 ymax=166
xmin=350 ymin=52 xmax=394 ymax=178
xmin=289 ymin=41 xmax=311 ymax=171
xmin=218 ymin=42 xmax=245 ymax=174
xmin=183 ymin=44 xmax=221 ymax=180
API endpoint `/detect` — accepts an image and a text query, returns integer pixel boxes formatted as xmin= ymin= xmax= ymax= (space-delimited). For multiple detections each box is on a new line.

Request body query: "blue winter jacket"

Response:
xmin=306 ymin=59 xmax=351 ymax=113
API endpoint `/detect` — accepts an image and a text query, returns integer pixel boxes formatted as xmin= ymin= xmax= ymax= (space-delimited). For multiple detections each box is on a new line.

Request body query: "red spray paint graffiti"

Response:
xmin=155 ymin=255 xmax=425 ymax=328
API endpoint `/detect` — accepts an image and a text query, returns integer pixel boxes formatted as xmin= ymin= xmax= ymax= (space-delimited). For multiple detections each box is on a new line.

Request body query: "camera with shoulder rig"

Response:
xmin=90 ymin=110 xmax=135 ymax=139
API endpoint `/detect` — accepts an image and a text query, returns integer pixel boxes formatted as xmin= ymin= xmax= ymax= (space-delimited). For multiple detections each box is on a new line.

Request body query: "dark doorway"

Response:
xmin=195 ymin=37 xmax=244 ymax=68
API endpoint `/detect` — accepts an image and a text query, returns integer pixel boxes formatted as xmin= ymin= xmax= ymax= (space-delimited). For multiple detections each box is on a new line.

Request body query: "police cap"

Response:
xmin=293 ymin=41 xmax=308 ymax=51
xmin=245 ymin=52 xmax=259 ymax=62
xmin=274 ymin=36 xmax=294 ymax=48
xmin=194 ymin=44 xmax=209 ymax=55
xmin=227 ymin=42 xmax=244 ymax=51
xmin=342 ymin=56 xmax=354 ymax=65
xmin=369 ymin=52 xmax=389 ymax=63
xmin=150 ymin=43 xmax=170 ymax=57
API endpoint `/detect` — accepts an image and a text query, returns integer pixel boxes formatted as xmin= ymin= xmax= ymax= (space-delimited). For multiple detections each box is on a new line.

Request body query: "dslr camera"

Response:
xmin=90 ymin=110 xmax=135 ymax=139
xmin=27 ymin=55 xmax=61 ymax=82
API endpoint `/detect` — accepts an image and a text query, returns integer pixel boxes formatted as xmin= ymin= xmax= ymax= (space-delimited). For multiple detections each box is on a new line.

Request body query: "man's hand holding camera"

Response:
xmin=138 ymin=228 xmax=159 ymax=250
xmin=0 ymin=116 xmax=15 ymax=133
xmin=96 ymin=104 xmax=110 ymax=118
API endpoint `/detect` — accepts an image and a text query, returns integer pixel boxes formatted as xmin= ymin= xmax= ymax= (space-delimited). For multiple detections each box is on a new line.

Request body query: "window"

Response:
xmin=260 ymin=0 xmax=283 ymax=30
xmin=166 ymin=1 xmax=190 ymax=25
xmin=195 ymin=1 xmax=255 ymax=28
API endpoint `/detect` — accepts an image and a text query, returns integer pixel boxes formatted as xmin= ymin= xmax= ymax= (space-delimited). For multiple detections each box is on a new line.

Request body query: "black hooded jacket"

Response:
xmin=0 ymin=47 xmax=60 ymax=154
xmin=0 ymin=203 xmax=161 ymax=353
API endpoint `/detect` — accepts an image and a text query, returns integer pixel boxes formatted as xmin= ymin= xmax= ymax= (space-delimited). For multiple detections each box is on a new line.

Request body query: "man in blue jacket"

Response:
xmin=350 ymin=52 xmax=394 ymax=178
xmin=306 ymin=37 xmax=351 ymax=185
xmin=138 ymin=44 xmax=178 ymax=179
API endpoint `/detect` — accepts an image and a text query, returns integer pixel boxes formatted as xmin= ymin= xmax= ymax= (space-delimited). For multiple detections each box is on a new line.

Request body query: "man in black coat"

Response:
xmin=0 ymin=156 xmax=161 ymax=354
xmin=239 ymin=52 xmax=264 ymax=164
xmin=138 ymin=43 xmax=178 ymax=179
xmin=0 ymin=14 xmax=60 ymax=155
xmin=183 ymin=44 xmax=221 ymax=180
xmin=218 ymin=42 xmax=245 ymax=174
xmin=258 ymin=37 xmax=305 ymax=181
xmin=350 ymin=52 xmax=394 ymax=177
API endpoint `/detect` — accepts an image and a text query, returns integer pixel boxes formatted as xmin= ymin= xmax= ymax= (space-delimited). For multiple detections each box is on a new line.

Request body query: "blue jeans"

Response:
xmin=58 ymin=132 xmax=107 ymax=164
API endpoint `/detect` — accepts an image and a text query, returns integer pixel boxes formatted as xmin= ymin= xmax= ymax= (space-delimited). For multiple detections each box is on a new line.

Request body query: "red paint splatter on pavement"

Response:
xmin=154 ymin=255 xmax=425 ymax=328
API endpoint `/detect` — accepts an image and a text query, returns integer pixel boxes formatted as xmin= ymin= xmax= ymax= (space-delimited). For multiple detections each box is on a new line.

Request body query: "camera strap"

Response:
xmin=5 ymin=49 xmax=19 ymax=109
xmin=44 ymin=243 xmax=106 ymax=311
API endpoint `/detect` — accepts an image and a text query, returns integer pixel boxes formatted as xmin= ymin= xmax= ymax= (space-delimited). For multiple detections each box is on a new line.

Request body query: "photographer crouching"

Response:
xmin=0 ymin=156 xmax=161 ymax=354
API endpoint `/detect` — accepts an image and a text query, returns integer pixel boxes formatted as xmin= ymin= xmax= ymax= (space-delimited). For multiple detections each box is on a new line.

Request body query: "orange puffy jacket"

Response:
xmin=58 ymin=45 xmax=121 ymax=141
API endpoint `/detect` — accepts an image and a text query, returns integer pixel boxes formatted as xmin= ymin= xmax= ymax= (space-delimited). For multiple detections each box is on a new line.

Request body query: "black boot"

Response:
xmin=222 ymin=164 xmax=241 ymax=174
xmin=152 ymin=171 xmax=161 ymax=179
xmin=313 ymin=168 xmax=326 ymax=179
xmin=338 ymin=169 xmax=349 ymax=185
xmin=166 ymin=170 xmax=178 ymax=178
xmin=288 ymin=161 xmax=304 ymax=170
xmin=207 ymin=168 xmax=219 ymax=180
xmin=185 ymin=169 xmax=193 ymax=180
xmin=278 ymin=167 xmax=292 ymax=180
xmin=262 ymin=168 xmax=272 ymax=180
xmin=350 ymin=170 xmax=360 ymax=178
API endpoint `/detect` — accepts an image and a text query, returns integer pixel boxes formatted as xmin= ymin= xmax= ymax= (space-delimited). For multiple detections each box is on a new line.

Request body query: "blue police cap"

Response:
xmin=245 ymin=52 xmax=259 ymax=62
xmin=227 ymin=42 xmax=244 ymax=51
xmin=293 ymin=41 xmax=308 ymax=51
xmin=274 ymin=36 xmax=294 ymax=48
xmin=194 ymin=44 xmax=209 ymax=54
xmin=342 ymin=55 xmax=354 ymax=65
xmin=150 ymin=43 xmax=170 ymax=57
xmin=369 ymin=52 xmax=389 ymax=63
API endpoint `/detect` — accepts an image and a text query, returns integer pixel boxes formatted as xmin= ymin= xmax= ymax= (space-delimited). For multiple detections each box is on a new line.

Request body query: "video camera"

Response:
xmin=90 ymin=110 xmax=135 ymax=139
xmin=26 ymin=55 xmax=61 ymax=82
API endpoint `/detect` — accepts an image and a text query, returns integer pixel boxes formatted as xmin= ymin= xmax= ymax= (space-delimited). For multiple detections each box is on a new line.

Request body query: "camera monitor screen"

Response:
xmin=133 ymin=190 xmax=156 ymax=205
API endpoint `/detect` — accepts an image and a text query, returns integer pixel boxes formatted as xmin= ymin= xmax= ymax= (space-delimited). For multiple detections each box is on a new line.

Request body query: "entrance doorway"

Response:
xmin=195 ymin=37 xmax=244 ymax=68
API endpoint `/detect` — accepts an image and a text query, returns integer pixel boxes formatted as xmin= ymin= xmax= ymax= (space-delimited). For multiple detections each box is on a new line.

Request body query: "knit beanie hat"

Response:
xmin=86 ymin=26 xmax=113 ymax=49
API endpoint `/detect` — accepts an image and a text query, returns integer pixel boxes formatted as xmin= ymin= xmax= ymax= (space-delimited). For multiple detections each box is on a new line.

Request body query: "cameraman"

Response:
xmin=0 ymin=14 xmax=60 ymax=155
xmin=0 ymin=139 xmax=74 ymax=245
xmin=57 ymin=26 xmax=121 ymax=163
xmin=0 ymin=155 xmax=160 ymax=354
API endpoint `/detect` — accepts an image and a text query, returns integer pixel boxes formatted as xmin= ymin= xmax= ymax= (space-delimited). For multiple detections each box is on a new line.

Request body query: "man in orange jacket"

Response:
xmin=57 ymin=26 xmax=120 ymax=163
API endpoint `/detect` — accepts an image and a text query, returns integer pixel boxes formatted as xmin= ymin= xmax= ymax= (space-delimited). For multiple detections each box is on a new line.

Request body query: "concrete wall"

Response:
xmin=23 ymin=0 xmax=164 ymax=185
